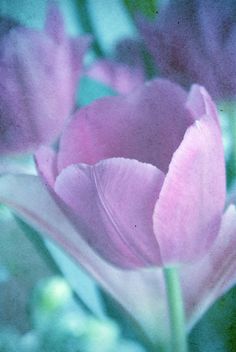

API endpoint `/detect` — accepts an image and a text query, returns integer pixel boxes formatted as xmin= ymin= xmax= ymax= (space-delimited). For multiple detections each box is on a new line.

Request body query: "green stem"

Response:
xmin=163 ymin=267 xmax=188 ymax=352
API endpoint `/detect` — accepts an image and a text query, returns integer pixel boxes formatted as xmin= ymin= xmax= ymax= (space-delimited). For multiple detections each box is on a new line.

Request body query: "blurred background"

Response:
xmin=0 ymin=1 xmax=236 ymax=351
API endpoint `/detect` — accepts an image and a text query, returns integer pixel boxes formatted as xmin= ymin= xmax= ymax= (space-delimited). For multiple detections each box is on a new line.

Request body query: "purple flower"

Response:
xmin=0 ymin=5 xmax=90 ymax=155
xmin=35 ymin=78 xmax=225 ymax=268
xmin=0 ymin=80 xmax=236 ymax=345
xmin=138 ymin=0 xmax=236 ymax=100
xmin=87 ymin=59 xmax=144 ymax=94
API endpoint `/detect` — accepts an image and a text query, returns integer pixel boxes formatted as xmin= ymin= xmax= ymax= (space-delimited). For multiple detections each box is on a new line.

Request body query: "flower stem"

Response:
xmin=163 ymin=267 xmax=188 ymax=352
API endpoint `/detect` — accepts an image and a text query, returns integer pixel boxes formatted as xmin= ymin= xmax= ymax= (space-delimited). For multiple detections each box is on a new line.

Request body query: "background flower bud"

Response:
xmin=0 ymin=6 xmax=90 ymax=155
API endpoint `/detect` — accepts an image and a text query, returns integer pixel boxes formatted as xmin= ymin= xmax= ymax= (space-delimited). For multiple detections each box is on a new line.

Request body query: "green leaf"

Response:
xmin=123 ymin=0 xmax=158 ymax=19
xmin=15 ymin=216 xmax=104 ymax=318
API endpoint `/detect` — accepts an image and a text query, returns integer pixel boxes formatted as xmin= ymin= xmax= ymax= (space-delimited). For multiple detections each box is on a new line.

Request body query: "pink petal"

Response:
xmin=44 ymin=3 xmax=65 ymax=43
xmin=185 ymin=85 xmax=207 ymax=119
xmin=0 ymin=173 xmax=169 ymax=345
xmin=69 ymin=35 xmax=91 ymax=73
xmin=87 ymin=59 xmax=144 ymax=94
xmin=182 ymin=205 xmax=236 ymax=330
xmin=1 ymin=174 xmax=235 ymax=340
xmin=35 ymin=146 xmax=57 ymax=187
xmin=0 ymin=30 xmax=70 ymax=153
xmin=186 ymin=84 xmax=219 ymax=126
xmin=55 ymin=158 xmax=165 ymax=268
xmin=57 ymin=79 xmax=193 ymax=173
xmin=0 ymin=24 xmax=88 ymax=155
xmin=153 ymin=109 xmax=226 ymax=264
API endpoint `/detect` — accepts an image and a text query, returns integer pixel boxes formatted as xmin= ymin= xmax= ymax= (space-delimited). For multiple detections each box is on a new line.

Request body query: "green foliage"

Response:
xmin=0 ymin=277 xmax=145 ymax=352
xmin=189 ymin=286 xmax=236 ymax=351
xmin=123 ymin=0 xmax=158 ymax=19
xmin=0 ymin=330 xmax=21 ymax=352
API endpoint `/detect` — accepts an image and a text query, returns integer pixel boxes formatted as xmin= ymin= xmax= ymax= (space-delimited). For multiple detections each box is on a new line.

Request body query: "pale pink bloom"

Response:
xmin=0 ymin=79 xmax=234 ymax=346
xmin=0 ymin=5 xmax=90 ymax=154
xmin=87 ymin=59 xmax=145 ymax=94
xmin=0 ymin=174 xmax=235 ymax=345
xmin=36 ymin=79 xmax=225 ymax=268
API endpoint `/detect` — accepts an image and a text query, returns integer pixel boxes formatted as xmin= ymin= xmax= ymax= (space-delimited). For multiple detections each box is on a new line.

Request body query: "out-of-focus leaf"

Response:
xmin=0 ymin=0 xmax=46 ymax=28
xmin=0 ymin=155 xmax=36 ymax=175
xmin=46 ymin=241 xmax=105 ymax=318
xmin=75 ymin=0 xmax=104 ymax=57
xmin=99 ymin=289 xmax=155 ymax=352
xmin=0 ymin=207 xmax=54 ymax=332
xmin=15 ymin=217 xmax=61 ymax=275
xmin=31 ymin=277 xmax=73 ymax=320
xmin=123 ymin=0 xmax=158 ymax=19
xmin=16 ymin=216 xmax=105 ymax=318
xmin=189 ymin=286 xmax=236 ymax=351
xmin=30 ymin=276 xmax=86 ymax=330
xmin=21 ymin=332 xmax=39 ymax=352
xmin=78 ymin=318 xmax=120 ymax=352
xmin=85 ymin=0 xmax=136 ymax=54
xmin=0 ymin=329 xmax=21 ymax=352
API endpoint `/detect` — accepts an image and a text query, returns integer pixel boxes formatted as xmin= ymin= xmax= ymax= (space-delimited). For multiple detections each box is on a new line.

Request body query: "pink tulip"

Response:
xmin=1 ymin=80 xmax=236 ymax=346
xmin=35 ymin=79 xmax=225 ymax=268
xmin=0 ymin=5 xmax=90 ymax=155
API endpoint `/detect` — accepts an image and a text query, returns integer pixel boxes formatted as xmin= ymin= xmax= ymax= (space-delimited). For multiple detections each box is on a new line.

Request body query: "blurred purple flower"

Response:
xmin=36 ymin=79 xmax=225 ymax=268
xmin=1 ymin=80 xmax=236 ymax=346
xmin=0 ymin=5 xmax=90 ymax=155
xmin=87 ymin=59 xmax=144 ymax=94
xmin=138 ymin=0 xmax=236 ymax=100
xmin=86 ymin=39 xmax=146 ymax=94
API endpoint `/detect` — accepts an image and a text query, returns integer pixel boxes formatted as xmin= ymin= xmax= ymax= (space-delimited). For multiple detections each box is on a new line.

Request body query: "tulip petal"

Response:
xmin=69 ymin=35 xmax=91 ymax=73
xmin=35 ymin=146 xmax=57 ymax=187
xmin=87 ymin=59 xmax=144 ymax=94
xmin=0 ymin=20 xmax=88 ymax=155
xmin=153 ymin=110 xmax=225 ymax=264
xmin=0 ymin=29 xmax=71 ymax=153
xmin=1 ymin=174 xmax=235 ymax=340
xmin=182 ymin=205 xmax=236 ymax=329
xmin=186 ymin=84 xmax=219 ymax=125
xmin=55 ymin=158 xmax=165 ymax=268
xmin=185 ymin=85 xmax=208 ymax=119
xmin=44 ymin=3 xmax=65 ymax=43
xmin=0 ymin=173 xmax=169 ymax=346
xmin=57 ymin=79 xmax=193 ymax=173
